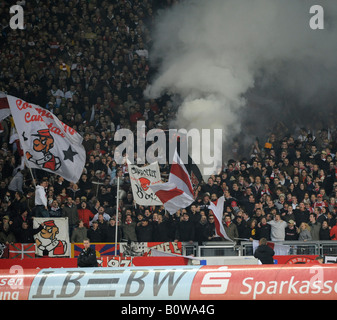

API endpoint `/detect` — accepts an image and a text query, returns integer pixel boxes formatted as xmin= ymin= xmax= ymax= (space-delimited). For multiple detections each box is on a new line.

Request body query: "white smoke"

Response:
xmin=145 ymin=0 xmax=337 ymax=176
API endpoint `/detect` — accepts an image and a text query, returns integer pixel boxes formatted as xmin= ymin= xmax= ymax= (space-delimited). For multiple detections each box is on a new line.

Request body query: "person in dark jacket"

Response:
xmin=319 ymin=220 xmax=331 ymax=240
xmin=77 ymin=238 xmax=98 ymax=267
xmin=136 ymin=218 xmax=153 ymax=242
xmin=152 ymin=214 xmax=171 ymax=242
xmin=204 ymin=215 xmax=223 ymax=241
xmin=284 ymin=220 xmax=299 ymax=240
xmin=62 ymin=197 xmax=79 ymax=239
xmin=12 ymin=207 xmax=33 ymax=238
xmin=105 ymin=218 xmax=122 ymax=242
xmin=87 ymin=220 xmax=104 ymax=242
xmin=233 ymin=215 xmax=247 ymax=240
xmin=294 ymin=203 xmax=310 ymax=227
xmin=257 ymin=217 xmax=271 ymax=240
xmin=254 ymin=237 xmax=275 ymax=264
xmin=175 ymin=212 xmax=195 ymax=243
xmin=194 ymin=215 xmax=209 ymax=244
xmin=243 ymin=219 xmax=258 ymax=241
xmin=16 ymin=221 xmax=44 ymax=243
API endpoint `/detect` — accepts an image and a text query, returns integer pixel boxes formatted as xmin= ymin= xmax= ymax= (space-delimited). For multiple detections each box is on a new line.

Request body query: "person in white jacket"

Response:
xmin=34 ymin=180 xmax=49 ymax=217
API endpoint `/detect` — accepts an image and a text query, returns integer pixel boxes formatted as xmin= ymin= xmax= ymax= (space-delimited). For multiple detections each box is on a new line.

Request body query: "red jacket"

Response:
xmin=330 ymin=225 xmax=337 ymax=240
xmin=77 ymin=208 xmax=94 ymax=228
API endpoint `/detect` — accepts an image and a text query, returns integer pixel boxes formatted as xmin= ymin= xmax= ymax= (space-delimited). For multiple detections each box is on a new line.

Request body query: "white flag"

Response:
xmin=252 ymin=240 xmax=290 ymax=255
xmin=7 ymin=95 xmax=86 ymax=183
xmin=33 ymin=217 xmax=70 ymax=257
xmin=128 ymin=160 xmax=163 ymax=206
xmin=208 ymin=196 xmax=233 ymax=241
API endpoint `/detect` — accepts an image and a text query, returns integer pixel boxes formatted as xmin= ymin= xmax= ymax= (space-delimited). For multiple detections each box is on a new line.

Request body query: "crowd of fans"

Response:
xmin=1 ymin=0 xmax=337 ymax=250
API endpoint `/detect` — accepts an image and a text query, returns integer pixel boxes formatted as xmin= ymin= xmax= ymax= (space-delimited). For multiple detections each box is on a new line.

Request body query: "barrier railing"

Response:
xmin=192 ymin=240 xmax=337 ymax=257
xmin=197 ymin=242 xmax=238 ymax=257
xmin=2 ymin=240 xmax=337 ymax=259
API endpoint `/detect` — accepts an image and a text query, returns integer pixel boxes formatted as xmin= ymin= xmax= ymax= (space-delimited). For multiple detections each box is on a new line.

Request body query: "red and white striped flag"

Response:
xmin=208 ymin=196 xmax=233 ymax=241
xmin=169 ymin=148 xmax=194 ymax=199
xmin=150 ymin=182 xmax=194 ymax=214
xmin=150 ymin=149 xmax=194 ymax=214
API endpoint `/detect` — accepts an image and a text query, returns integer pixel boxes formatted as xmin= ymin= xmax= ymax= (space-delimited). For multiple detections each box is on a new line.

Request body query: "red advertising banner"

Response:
xmin=99 ymin=256 xmax=189 ymax=267
xmin=0 ymin=258 xmax=77 ymax=269
xmin=274 ymin=255 xmax=318 ymax=264
xmin=190 ymin=264 xmax=337 ymax=300
xmin=0 ymin=267 xmax=39 ymax=300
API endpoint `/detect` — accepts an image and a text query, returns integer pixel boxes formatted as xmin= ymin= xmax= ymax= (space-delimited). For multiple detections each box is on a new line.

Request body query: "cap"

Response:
xmin=44 ymin=220 xmax=57 ymax=227
xmin=32 ymin=129 xmax=52 ymax=138
xmin=288 ymin=220 xmax=295 ymax=225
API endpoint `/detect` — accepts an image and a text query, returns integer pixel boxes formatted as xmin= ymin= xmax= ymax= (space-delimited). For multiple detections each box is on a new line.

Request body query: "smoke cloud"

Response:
xmin=145 ymin=0 xmax=337 ymax=175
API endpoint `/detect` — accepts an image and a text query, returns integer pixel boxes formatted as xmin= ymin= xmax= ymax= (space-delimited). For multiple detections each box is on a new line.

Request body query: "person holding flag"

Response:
xmin=208 ymin=195 xmax=234 ymax=242
xmin=34 ymin=180 xmax=49 ymax=218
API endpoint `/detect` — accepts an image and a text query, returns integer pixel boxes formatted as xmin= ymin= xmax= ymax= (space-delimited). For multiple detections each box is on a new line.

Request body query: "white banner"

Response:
xmin=252 ymin=240 xmax=290 ymax=256
xmin=128 ymin=161 xmax=163 ymax=206
xmin=7 ymin=95 xmax=86 ymax=183
xmin=33 ymin=217 xmax=70 ymax=257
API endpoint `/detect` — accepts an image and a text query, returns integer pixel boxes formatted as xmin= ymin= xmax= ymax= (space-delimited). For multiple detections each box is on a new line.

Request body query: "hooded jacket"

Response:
xmin=254 ymin=244 xmax=275 ymax=264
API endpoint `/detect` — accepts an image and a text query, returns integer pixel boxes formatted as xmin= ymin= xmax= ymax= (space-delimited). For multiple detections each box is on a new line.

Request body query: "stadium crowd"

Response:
xmin=1 ymin=0 xmax=337 ymax=248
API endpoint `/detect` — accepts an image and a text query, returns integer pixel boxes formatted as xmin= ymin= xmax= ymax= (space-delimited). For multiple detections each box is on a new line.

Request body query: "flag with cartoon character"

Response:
xmin=33 ymin=217 xmax=70 ymax=257
xmin=5 ymin=95 xmax=86 ymax=183
xmin=128 ymin=160 xmax=163 ymax=206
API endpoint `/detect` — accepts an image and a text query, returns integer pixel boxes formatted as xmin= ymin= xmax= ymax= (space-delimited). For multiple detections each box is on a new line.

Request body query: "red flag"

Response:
xmin=8 ymin=243 xmax=36 ymax=259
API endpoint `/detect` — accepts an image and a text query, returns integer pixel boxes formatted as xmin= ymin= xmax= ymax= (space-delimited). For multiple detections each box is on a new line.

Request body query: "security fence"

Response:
xmin=181 ymin=241 xmax=337 ymax=257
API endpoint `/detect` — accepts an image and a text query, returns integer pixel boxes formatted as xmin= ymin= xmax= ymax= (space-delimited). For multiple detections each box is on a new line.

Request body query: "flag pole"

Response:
xmin=26 ymin=162 xmax=36 ymax=188
xmin=114 ymin=176 xmax=120 ymax=256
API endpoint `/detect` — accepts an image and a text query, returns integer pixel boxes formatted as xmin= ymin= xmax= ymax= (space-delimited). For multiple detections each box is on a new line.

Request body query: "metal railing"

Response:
xmin=181 ymin=240 xmax=337 ymax=257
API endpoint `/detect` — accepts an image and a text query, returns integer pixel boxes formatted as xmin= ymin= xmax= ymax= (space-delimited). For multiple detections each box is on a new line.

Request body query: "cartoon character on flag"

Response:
xmin=35 ymin=219 xmax=67 ymax=256
xmin=139 ymin=177 xmax=151 ymax=191
xmin=26 ymin=129 xmax=61 ymax=171
xmin=2 ymin=94 xmax=86 ymax=183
